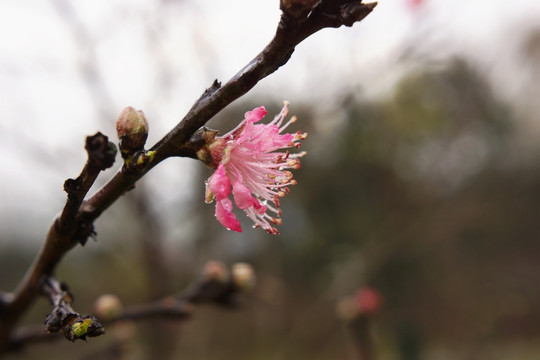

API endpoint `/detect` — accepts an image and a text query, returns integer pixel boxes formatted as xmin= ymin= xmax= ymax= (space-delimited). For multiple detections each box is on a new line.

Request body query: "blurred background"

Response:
xmin=2 ymin=0 xmax=540 ymax=359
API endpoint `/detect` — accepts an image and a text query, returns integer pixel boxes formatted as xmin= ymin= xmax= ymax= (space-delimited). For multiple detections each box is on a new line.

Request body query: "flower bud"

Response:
xmin=94 ymin=294 xmax=123 ymax=321
xmin=231 ymin=263 xmax=256 ymax=292
xmin=336 ymin=287 xmax=382 ymax=322
xmin=116 ymin=106 xmax=149 ymax=158
xmin=202 ymin=260 xmax=230 ymax=283
xmin=71 ymin=318 xmax=93 ymax=338
xmin=355 ymin=287 xmax=382 ymax=315
xmin=125 ymin=150 xmax=156 ymax=172
xmin=336 ymin=296 xmax=360 ymax=322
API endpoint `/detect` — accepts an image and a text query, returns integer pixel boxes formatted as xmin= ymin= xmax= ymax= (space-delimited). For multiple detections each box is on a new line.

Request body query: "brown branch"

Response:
xmin=6 ymin=262 xmax=253 ymax=352
xmin=5 ymin=299 xmax=189 ymax=352
xmin=151 ymin=0 xmax=377 ymax=158
xmin=7 ymin=327 xmax=56 ymax=351
xmin=0 ymin=0 xmax=376 ymax=352
xmin=85 ymin=0 xmax=377 ymax=216
xmin=349 ymin=316 xmax=375 ymax=360
xmin=108 ymin=261 xmax=251 ymax=323
xmin=59 ymin=133 xmax=117 ymax=239
xmin=0 ymin=134 xmax=115 ymax=351
xmin=41 ymin=276 xmax=105 ymax=342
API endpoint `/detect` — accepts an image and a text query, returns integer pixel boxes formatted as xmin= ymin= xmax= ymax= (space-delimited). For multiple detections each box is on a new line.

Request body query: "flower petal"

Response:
xmin=232 ymin=180 xmax=259 ymax=210
xmin=215 ymin=198 xmax=242 ymax=232
xmin=235 ymin=120 xmax=256 ymax=145
xmin=244 ymin=106 xmax=267 ymax=123
xmin=208 ymin=163 xmax=231 ymax=201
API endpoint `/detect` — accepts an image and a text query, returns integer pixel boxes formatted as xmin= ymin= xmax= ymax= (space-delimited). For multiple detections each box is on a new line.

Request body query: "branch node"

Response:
xmin=203 ymin=79 xmax=222 ymax=98
xmin=85 ymin=132 xmax=117 ymax=170
xmin=280 ymin=0 xmax=377 ymax=36
xmin=41 ymin=276 xmax=105 ymax=342
xmin=73 ymin=221 xmax=97 ymax=246
xmin=280 ymin=0 xmax=320 ymax=18
xmin=338 ymin=1 xmax=377 ymax=27
xmin=123 ymin=150 xmax=156 ymax=174
xmin=63 ymin=178 xmax=81 ymax=197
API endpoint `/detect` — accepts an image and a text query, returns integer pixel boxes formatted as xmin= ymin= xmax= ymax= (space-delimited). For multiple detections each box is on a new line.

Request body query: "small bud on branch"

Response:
xmin=202 ymin=261 xmax=230 ymax=284
xmin=41 ymin=276 xmax=105 ymax=342
xmin=116 ymin=107 xmax=149 ymax=159
xmin=231 ymin=263 xmax=256 ymax=292
xmin=85 ymin=132 xmax=117 ymax=171
xmin=94 ymin=295 xmax=123 ymax=322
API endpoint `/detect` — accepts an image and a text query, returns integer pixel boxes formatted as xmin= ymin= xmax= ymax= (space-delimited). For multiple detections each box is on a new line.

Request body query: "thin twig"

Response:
xmin=0 ymin=134 xmax=115 ymax=350
xmin=41 ymin=276 xmax=105 ymax=342
xmin=8 ymin=327 xmax=57 ymax=351
xmin=59 ymin=133 xmax=117 ymax=238
xmin=349 ymin=316 xmax=375 ymax=360
xmin=6 ymin=262 xmax=250 ymax=352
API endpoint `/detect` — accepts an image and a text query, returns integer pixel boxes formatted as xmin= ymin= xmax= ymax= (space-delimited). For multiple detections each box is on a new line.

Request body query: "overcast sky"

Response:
xmin=1 ymin=0 xmax=540 ymax=245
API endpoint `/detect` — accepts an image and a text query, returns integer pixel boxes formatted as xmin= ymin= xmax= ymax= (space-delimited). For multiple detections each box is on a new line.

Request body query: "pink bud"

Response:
xmin=116 ymin=106 xmax=149 ymax=157
xmin=355 ymin=287 xmax=382 ymax=315
xmin=202 ymin=260 xmax=230 ymax=283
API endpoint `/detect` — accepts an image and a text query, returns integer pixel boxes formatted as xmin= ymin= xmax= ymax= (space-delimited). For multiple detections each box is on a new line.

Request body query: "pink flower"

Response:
xmin=203 ymin=102 xmax=307 ymax=234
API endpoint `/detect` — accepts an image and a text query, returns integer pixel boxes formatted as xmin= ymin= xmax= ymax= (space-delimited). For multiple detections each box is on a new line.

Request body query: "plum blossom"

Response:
xmin=201 ymin=102 xmax=307 ymax=234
